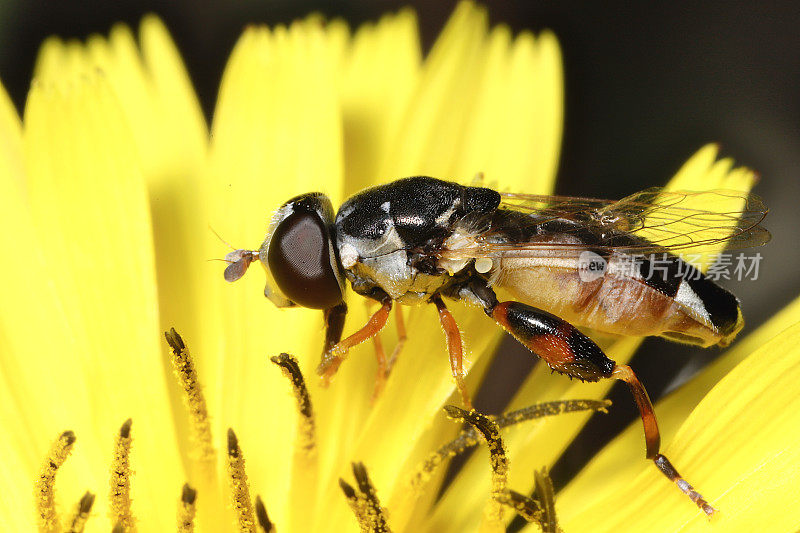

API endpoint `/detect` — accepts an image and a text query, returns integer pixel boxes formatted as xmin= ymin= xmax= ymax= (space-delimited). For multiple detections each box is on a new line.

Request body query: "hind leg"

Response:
xmin=489 ymin=299 xmax=715 ymax=515
xmin=443 ymin=276 xmax=716 ymax=515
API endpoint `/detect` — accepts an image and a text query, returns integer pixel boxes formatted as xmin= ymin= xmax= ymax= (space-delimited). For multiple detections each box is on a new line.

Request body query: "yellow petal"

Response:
xmin=559 ymin=293 xmax=800 ymax=527
xmin=340 ymin=8 xmax=421 ymax=195
xmin=204 ymin=16 xmax=346 ymax=529
xmin=15 ymin=72 xmax=183 ymax=529
xmin=0 ymin=79 xmax=38 ymax=530
xmin=31 ymin=19 xmax=222 ymax=528
xmin=376 ymin=1 xmax=563 ymax=193
xmin=0 ymin=81 xmax=22 ymax=186
xmin=563 ymin=316 xmax=800 ymax=532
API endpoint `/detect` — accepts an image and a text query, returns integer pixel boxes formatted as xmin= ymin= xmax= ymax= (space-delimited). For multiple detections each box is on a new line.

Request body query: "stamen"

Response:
xmin=109 ymin=418 xmax=134 ymax=532
xmin=270 ymin=353 xmax=315 ymax=455
xmin=409 ymin=421 xmax=482 ymax=491
xmin=410 ymin=400 xmax=609 ymax=490
xmin=65 ymin=491 xmax=95 ymax=533
xmin=36 ymin=430 xmax=76 ymax=533
xmin=445 ymin=407 xmax=561 ymax=528
xmin=254 ymin=496 xmax=275 ymax=532
xmin=339 ymin=462 xmax=391 ymax=532
xmin=352 ymin=462 xmax=389 ymax=531
xmin=338 ymin=479 xmax=362 ymax=522
xmin=165 ymin=329 xmax=216 ymax=466
xmin=494 ymin=399 xmax=611 ymax=428
xmin=270 ymin=353 xmax=317 ymax=530
xmin=533 ymin=468 xmax=558 ymax=533
xmin=443 ymin=407 xmax=508 ymax=496
xmin=494 ymin=489 xmax=543 ymax=523
xmin=178 ymin=484 xmax=197 ymax=533
xmin=226 ymin=429 xmax=256 ymax=532
xmin=444 ymin=406 xmax=509 ymax=525
xmin=507 ymin=469 xmax=562 ymax=530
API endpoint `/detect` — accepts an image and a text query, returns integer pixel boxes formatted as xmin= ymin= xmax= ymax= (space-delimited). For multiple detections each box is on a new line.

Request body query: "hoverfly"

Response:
xmin=224 ymin=176 xmax=769 ymax=516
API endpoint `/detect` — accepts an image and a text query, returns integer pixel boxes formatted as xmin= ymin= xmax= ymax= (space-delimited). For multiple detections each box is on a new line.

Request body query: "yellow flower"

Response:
xmin=1 ymin=2 xmax=798 ymax=532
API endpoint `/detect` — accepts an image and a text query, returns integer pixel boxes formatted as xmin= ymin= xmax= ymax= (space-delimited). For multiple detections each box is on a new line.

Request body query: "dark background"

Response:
xmin=3 ymin=0 xmax=798 ymax=501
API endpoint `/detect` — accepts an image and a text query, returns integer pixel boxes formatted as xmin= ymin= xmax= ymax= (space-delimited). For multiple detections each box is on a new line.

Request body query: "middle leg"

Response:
xmin=430 ymin=294 xmax=473 ymax=410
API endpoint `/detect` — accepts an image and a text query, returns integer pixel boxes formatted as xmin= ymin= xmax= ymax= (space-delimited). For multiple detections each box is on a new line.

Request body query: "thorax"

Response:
xmin=333 ymin=176 xmax=500 ymax=304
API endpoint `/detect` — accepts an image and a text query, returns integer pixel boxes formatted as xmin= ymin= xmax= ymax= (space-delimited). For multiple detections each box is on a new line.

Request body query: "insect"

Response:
xmin=224 ymin=176 xmax=769 ymax=515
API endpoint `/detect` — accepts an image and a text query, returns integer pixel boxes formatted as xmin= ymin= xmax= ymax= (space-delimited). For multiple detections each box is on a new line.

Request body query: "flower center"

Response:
xmin=34 ymin=328 xmax=610 ymax=531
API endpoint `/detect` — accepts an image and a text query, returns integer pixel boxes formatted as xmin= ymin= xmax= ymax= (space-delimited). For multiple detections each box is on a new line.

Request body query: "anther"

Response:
xmin=178 ymin=483 xmax=197 ymax=533
xmin=66 ymin=491 xmax=95 ymax=533
xmin=444 ymin=406 xmax=510 ymax=524
xmin=495 ymin=489 xmax=543 ymax=524
xmin=494 ymin=399 xmax=611 ymax=428
xmin=339 ymin=462 xmax=391 ymax=532
xmin=254 ymin=496 xmax=275 ymax=532
xmin=443 ymin=406 xmax=508 ymax=493
xmin=505 ymin=469 xmax=564 ymax=530
xmin=533 ymin=468 xmax=558 ymax=533
xmin=270 ymin=353 xmax=315 ymax=455
xmin=444 ymin=407 xmax=564 ymax=528
xmin=270 ymin=352 xmax=317 ymax=530
xmin=37 ymin=430 xmax=76 ymax=533
xmin=109 ymin=418 xmax=134 ymax=532
xmin=410 ymin=400 xmax=609 ymax=490
xmin=338 ymin=479 xmax=361 ymax=522
xmin=165 ymin=329 xmax=215 ymax=466
xmin=339 ymin=478 xmax=357 ymax=501
xmin=226 ymin=428 xmax=256 ymax=532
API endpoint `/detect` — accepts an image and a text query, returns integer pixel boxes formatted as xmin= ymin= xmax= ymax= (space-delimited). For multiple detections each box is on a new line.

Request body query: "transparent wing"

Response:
xmin=440 ymin=187 xmax=770 ymax=260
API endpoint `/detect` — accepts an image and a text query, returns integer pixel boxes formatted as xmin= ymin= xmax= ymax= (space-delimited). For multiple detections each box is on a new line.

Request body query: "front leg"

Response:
xmin=317 ymin=296 xmax=392 ymax=385
xmin=323 ymin=301 xmax=348 ymax=354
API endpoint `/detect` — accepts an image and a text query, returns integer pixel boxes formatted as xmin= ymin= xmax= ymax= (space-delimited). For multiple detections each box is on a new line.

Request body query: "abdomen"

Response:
xmin=493 ymin=250 xmax=743 ymax=347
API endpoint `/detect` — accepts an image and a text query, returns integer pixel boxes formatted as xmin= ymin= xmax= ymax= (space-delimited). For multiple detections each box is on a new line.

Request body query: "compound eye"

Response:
xmin=267 ymin=209 xmax=343 ymax=309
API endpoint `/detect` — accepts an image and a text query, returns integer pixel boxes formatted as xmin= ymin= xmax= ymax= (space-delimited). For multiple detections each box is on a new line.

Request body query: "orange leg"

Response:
xmin=369 ymin=334 xmax=388 ymax=402
xmin=387 ymin=304 xmax=407 ymax=372
xmin=317 ymin=298 xmax=392 ymax=385
xmin=431 ymin=295 xmax=473 ymax=410
xmin=613 ymin=365 xmax=715 ymax=516
xmin=366 ymin=299 xmax=390 ymax=401
xmin=611 ymin=365 xmax=660 ymax=458
xmin=371 ymin=304 xmax=407 ymax=401
xmin=491 ymin=299 xmax=715 ymax=515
